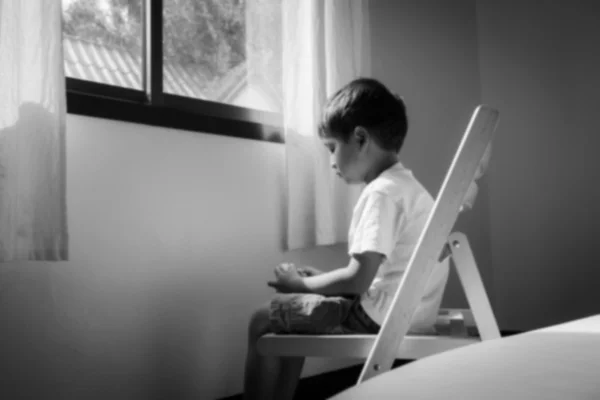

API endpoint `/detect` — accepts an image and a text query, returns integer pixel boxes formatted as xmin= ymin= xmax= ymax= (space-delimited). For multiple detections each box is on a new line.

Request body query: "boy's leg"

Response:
xmin=243 ymin=301 xmax=306 ymax=400
xmin=274 ymin=356 xmax=306 ymax=400
xmin=246 ymin=293 xmax=354 ymax=399
xmin=243 ymin=302 xmax=280 ymax=400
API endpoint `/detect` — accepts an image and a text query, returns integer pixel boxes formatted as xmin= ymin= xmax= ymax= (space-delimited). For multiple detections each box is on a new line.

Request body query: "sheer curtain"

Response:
xmin=0 ymin=0 xmax=68 ymax=262
xmin=282 ymin=0 xmax=370 ymax=250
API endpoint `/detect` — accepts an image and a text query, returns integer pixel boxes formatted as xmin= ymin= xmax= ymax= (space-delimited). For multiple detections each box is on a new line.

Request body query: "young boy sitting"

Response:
xmin=243 ymin=78 xmax=450 ymax=400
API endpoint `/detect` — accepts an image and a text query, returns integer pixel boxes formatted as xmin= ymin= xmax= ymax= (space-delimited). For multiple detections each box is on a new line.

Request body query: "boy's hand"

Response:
xmin=297 ymin=265 xmax=324 ymax=277
xmin=267 ymin=263 xmax=308 ymax=293
xmin=460 ymin=181 xmax=479 ymax=212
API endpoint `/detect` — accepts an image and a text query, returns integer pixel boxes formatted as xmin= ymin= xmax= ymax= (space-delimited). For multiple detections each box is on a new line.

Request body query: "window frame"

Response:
xmin=65 ymin=0 xmax=284 ymax=144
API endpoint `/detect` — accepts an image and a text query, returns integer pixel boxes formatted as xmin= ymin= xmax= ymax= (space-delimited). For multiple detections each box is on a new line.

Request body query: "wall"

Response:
xmin=370 ymin=0 xmax=492 ymax=309
xmin=477 ymin=0 xmax=600 ymax=330
xmin=0 ymin=115 xmax=361 ymax=400
xmin=0 ymin=1 xmax=498 ymax=399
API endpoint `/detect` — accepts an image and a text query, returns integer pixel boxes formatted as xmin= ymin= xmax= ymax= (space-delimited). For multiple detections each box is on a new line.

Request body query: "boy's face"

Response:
xmin=321 ymin=132 xmax=365 ymax=184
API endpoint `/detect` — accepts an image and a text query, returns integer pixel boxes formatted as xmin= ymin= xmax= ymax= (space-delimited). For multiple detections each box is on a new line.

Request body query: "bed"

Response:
xmin=330 ymin=314 xmax=600 ymax=399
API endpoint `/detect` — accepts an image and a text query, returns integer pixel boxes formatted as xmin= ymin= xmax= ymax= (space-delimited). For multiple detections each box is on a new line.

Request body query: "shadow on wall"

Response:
xmin=0 ymin=102 xmax=66 ymax=261
xmin=0 ymin=103 xmax=75 ymax=399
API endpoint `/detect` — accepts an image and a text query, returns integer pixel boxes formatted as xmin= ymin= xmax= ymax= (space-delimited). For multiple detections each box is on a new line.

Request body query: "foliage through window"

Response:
xmin=62 ymin=0 xmax=282 ymax=116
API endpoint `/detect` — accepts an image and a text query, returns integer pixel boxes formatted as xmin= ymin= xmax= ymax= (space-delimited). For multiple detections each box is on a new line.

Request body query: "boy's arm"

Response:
xmin=297 ymin=265 xmax=325 ymax=277
xmin=301 ymin=251 xmax=384 ymax=295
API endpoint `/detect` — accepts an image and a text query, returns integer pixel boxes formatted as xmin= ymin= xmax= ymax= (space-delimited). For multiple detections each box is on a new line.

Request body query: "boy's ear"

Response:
xmin=353 ymin=126 xmax=368 ymax=148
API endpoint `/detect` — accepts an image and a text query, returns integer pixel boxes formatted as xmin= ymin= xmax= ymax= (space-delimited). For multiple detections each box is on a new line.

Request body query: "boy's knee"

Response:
xmin=248 ymin=301 xmax=273 ymax=340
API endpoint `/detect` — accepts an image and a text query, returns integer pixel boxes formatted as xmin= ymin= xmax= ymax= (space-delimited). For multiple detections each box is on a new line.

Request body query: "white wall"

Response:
xmin=477 ymin=0 xmax=600 ymax=331
xmin=0 ymin=115 xmax=361 ymax=399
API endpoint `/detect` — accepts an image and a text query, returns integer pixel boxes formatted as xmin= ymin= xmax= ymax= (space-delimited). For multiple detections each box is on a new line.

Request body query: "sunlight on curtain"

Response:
xmin=0 ymin=0 xmax=69 ymax=261
xmin=282 ymin=0 xmax=370 ymax=250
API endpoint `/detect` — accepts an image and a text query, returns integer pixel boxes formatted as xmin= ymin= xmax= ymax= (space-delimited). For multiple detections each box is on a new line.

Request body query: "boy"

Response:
xmin=243 ymin=78 xmax=450 ymax=400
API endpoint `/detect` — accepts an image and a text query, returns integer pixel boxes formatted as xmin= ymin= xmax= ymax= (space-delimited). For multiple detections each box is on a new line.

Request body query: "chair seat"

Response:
xmin=257 ymin=333 xmax=480 ymax=359
xmin=258 ymin=308 xmax=481 ymax=359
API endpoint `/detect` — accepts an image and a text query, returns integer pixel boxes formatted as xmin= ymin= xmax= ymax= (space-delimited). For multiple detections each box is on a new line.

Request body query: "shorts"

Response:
xmin=269 ymin=293 xmax=380 ymax=335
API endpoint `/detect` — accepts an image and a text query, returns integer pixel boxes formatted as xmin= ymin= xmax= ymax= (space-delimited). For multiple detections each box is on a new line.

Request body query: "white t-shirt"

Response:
xmin=348 ymin=161 xmax=450 ymax=333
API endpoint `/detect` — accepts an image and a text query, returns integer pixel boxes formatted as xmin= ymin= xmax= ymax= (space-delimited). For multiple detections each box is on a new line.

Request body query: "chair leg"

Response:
xmin=448 ymin=232 xmax=501 ymax=341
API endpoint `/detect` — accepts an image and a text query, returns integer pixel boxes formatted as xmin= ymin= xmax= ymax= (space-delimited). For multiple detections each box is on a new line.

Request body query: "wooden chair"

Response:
xmin=257 ymin=105 xmax=502 ymax=386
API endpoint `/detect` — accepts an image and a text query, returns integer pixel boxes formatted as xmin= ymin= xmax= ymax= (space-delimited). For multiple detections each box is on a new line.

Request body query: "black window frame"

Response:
xmin=65 ymin=0 xmax=284 ymax=144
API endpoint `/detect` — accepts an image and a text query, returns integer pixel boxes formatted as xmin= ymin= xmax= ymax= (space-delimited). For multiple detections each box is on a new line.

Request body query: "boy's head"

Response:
xmin=318 ymin=78 xmax=408 ymax=184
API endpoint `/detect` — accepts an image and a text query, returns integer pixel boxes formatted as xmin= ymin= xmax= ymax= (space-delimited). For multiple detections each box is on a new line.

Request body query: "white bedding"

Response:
xmin=331 ymin=315 xmax=600 ymax=400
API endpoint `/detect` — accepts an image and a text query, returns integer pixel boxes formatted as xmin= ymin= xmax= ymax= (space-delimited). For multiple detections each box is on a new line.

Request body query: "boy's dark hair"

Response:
xmin=318 ymin=78 xmax=408 ymax=152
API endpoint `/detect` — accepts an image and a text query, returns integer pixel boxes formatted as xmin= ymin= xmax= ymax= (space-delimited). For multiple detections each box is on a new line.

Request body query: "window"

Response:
xmin=62 ymin=0 xmax=283 ymax=142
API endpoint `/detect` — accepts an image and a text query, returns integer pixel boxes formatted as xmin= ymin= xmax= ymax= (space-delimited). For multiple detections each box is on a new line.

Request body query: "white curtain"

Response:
xmin=282 ymin=0 xmax=370 ymax=250
xmin=0 ymin=0 xmax=68 ymax=262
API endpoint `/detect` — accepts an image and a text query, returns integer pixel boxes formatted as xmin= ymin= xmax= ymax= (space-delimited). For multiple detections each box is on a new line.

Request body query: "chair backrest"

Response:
xmin=438 ymin=130 xmax=493 ymax=263
xmin=358 ymin=105 xmax=500 ymax=383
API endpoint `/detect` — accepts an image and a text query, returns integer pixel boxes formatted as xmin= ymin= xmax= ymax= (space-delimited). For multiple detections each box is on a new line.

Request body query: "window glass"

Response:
xmin=62 ymin=0 xmax=143 ymax=90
